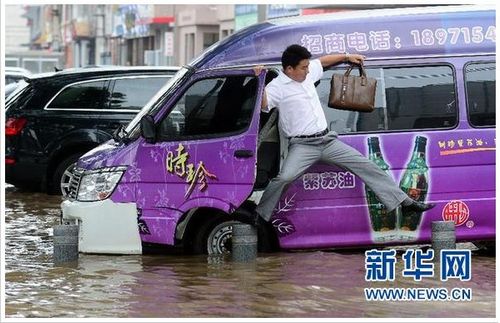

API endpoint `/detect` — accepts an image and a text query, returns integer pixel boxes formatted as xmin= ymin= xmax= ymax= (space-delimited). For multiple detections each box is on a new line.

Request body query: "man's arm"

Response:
xmin=319 ymin=53 xmax=366 ymax=68
xmin=261 ymin=88 xmax=268 ymax=111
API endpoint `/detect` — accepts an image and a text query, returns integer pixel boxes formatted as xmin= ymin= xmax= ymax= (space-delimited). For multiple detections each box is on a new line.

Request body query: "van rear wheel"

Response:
xmin=473 ymin=240 xmax=495 ymax=256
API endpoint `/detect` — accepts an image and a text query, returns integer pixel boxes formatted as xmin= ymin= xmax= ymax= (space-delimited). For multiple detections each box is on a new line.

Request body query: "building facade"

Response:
xmin=7 ymin=4 xmax=417 ymax=70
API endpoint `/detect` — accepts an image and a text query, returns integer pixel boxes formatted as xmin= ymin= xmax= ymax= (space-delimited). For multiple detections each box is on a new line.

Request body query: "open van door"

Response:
xmin=133 ymin=68 xmax=267 ymax=248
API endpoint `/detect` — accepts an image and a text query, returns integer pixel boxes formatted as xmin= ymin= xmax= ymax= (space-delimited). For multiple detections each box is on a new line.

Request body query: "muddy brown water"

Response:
xmin=3 ymin=185 xmax=496 ymax=318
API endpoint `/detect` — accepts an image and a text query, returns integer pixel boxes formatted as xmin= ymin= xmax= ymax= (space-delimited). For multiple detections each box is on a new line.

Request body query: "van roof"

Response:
xmin=192 ymin=4 xmax=495 ymax=69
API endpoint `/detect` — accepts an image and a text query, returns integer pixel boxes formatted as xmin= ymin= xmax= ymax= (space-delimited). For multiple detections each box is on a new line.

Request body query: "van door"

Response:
xmin=133 ymin=69 xmax=266 ymax=246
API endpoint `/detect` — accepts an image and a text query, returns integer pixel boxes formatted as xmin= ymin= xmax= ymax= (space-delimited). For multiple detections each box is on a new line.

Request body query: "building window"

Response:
xmin=203 ymin=33 xmax=219 ymax=50
xmin=221 ymin=29 xmax=234 ymax=39
xmin=185 ymin=33 xmax=195 ymax=63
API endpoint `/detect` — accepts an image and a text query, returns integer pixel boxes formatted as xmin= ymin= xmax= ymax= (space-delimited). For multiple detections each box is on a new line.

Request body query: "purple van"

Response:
xmin=61 ymin=5 xmax=495 ymax=255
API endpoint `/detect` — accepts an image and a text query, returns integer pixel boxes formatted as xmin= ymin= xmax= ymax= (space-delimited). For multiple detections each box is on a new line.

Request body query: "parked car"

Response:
xmin=5 ymin=67 xmax=31 ymax=85
xmin=5 ymin=66 xmax=178 ymax=195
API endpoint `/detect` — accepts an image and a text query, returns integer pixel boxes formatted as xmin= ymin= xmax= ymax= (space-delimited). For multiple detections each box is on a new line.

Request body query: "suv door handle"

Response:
xmin=234 ymin=149 xmax=254 ymax=158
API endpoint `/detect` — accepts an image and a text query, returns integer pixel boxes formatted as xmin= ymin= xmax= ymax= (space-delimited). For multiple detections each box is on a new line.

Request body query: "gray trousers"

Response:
xmin=255 ymin=131 xmax=408 ymax=221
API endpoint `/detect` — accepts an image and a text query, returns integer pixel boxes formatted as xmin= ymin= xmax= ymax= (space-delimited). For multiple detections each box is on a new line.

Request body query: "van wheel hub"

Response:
xmin=207 ymin=223 xmax=233 ymax=255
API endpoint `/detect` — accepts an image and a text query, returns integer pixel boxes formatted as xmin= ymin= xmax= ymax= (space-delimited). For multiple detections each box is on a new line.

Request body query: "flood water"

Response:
xmin=3 ymin=185 xmax=496 ymax=318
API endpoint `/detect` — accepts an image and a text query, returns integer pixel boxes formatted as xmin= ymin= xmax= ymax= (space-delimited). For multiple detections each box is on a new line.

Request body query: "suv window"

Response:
xmin=318 ymin=65 xmax=456 ymax=134
xmin=108 ymin=76 xmax=170 ymax=110
xmin=158 ymin=75 xmax=257 ymax=139
xmin=465 ymin=62 xmax=495 ymax=127
xmin=47 ymin=80 xmax=108 ymax=110
xmin=5 ymin=81 xmax=33 ymax=109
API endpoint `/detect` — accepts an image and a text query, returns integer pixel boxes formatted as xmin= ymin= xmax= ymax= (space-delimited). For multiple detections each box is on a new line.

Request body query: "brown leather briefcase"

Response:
xmin=328 ymin=64 xmax=377 ymax=112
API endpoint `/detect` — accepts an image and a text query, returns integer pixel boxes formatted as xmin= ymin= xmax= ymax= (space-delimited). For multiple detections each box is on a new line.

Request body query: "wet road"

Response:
xmin=3 ymin=185 xmax=496 ymax=318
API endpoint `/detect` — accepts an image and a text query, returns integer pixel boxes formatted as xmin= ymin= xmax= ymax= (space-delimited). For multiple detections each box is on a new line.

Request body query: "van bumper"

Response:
xmin=61 ymin=199 xmax=142 ymax=254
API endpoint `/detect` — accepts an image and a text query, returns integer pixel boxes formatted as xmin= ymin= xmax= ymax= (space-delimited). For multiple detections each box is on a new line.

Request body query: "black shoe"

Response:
xmin=401 ymin=200 xmax=436 ymax=213
xmin=233 ymin=209 xmax=260 ymax=227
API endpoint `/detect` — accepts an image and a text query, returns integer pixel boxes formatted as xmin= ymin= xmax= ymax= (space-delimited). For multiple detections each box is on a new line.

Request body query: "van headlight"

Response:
xmin=77 ymin=166 xmax=127 ymax=201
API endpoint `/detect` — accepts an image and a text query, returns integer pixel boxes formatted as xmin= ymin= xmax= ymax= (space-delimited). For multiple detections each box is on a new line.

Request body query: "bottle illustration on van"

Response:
xmin=365 ymin=137 xmax=398 ymax=242
xmin=399 ymin=136 xmax=430 ymax=238
xmin=364 ymin=136 xmax=431 ymax=243
xmin=61 ymin=5 xmax=495 ymax=255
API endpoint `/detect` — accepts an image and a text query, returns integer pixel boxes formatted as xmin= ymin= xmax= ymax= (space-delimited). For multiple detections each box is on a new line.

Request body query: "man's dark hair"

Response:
xmin=281 ymin=44 xmax=312 ymax=69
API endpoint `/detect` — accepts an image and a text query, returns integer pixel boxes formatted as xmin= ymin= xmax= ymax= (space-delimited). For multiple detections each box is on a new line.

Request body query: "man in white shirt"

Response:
xmin=237 ymin=44 xmax=435 ymax=226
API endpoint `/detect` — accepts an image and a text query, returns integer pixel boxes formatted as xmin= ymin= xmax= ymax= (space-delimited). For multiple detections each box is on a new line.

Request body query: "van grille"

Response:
xmin=67 ymin=167 xmax=84 ymax=200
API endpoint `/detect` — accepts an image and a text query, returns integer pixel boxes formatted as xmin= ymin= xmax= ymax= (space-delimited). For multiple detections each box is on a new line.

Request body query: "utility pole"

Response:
xmin=95 ymin=5 xmax=105 ymax=65
xmin=257 ymin=4 xmax=267 ymax=23
xmin=51 ymin=5 xmax=62 ymax=52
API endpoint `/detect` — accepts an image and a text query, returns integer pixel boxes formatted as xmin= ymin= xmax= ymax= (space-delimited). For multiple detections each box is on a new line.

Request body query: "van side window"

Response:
xmin=47 ymin=80 xmax=108 ymax=110
xmin=108 ymin=77 xmax=169 ymax=111
xmin=465 ymin=62 xmax=495 ymax=127
xmin=157 ymin=75 xmax=257 ymax=139
xmin=318 ymin=65 xmax=456 ymax=133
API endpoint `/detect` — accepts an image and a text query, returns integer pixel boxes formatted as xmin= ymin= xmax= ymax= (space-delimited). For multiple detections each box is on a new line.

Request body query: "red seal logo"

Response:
xmin=442 ymin=200 xmax=470 ymax=226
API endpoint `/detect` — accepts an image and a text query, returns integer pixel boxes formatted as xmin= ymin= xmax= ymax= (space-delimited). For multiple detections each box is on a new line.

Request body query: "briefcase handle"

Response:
xmin=343 ymin=63 xmax=368 ymax=86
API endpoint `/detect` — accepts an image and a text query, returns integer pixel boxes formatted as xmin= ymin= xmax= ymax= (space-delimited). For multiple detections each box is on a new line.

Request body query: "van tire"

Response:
xmin=49 ymin=153 xmax=82 ymax=196
xmin=192 ymin=215 xmax=278 ymax=255
xmin=191 ymin=216 xmax=234 ymax=255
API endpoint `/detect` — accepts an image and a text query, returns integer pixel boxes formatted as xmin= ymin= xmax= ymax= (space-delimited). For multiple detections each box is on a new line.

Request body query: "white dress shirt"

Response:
xmin=264 ymin=59 xmax=328 ymax=138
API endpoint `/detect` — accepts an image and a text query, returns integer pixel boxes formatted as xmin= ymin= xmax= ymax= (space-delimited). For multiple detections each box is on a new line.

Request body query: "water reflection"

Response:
xmin=4 ymin=186 xmax=496 ymax=318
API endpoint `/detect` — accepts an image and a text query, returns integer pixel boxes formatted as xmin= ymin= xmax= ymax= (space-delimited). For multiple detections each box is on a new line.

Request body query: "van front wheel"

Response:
xmin=193 ymin=216 xmax=277 ymax=255
xmin=191 ymin=217 xmax=235 ymax=255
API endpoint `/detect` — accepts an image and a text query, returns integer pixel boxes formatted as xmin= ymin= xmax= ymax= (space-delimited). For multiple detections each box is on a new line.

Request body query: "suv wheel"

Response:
xmin=49 ymin=153 xmax=83 ymax=196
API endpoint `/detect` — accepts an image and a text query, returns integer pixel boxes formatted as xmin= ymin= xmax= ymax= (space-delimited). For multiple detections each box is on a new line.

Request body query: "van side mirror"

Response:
xmin=140 ymin=115 xmax=156 ymax=144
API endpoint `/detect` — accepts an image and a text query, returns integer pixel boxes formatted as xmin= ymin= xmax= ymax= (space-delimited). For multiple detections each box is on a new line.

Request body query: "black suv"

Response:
xmin=5 ymin=66 xmax=178 ymax=194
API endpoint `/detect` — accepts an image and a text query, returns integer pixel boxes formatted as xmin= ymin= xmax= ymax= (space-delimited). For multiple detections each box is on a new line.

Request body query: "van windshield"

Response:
xmin=125 ymin=67 xmax=190 ymax=137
